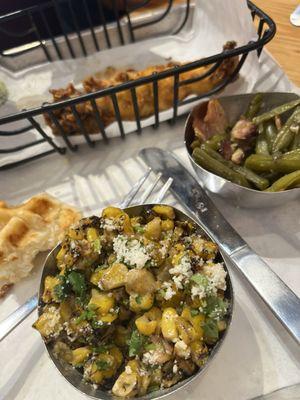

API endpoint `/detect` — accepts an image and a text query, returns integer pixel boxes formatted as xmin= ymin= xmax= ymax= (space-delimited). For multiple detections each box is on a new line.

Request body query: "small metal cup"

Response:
xmin=185 ymin=92 xmax=300 ymax=208
xmin=37 ymin=204 xmax=234 ymax=400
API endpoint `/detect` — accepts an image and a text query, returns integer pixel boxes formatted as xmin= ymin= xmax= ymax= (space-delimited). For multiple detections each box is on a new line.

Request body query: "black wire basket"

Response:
xmin=0 ymin=0 xmax=276 ymax=170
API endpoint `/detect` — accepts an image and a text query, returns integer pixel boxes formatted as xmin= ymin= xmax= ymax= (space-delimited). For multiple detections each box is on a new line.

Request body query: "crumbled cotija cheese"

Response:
xmin=161 ymin=281 xmax=176 ymax=300
xmin=174 ymin=340 xmax=190 ymax=359
xmin=169 ymin=255 xmax=193 ymax=289
xmin=44 ymin=306 xmax=63 ymax=337
xmin=191 ymin=284 xmax=206 ymax=300
xmin=203 ymin=263 xmax=227 ymax=291
xmin=113 ymin=235 xmax=150 ymax=269
xmin=142 ymin=350 xmax=156 ymax=365
xmin=101 ymin=218 xmax=117 ymax=231
xmin=159 ymin=240 xmax=170 ymax=258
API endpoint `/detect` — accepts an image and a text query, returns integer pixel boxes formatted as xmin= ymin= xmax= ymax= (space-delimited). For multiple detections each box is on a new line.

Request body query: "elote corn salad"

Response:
xmin=33 ymin=205 xmax=230 ymax=397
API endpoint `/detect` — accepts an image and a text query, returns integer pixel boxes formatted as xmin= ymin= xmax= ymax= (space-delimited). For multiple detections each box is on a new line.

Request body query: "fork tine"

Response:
xmin=152 ymin=177 xmax=173 ymax=203
xmin=119 ymin=168 xmax=151 ymax=208
xmin=139 ymin=172 xmax=163 ymax=204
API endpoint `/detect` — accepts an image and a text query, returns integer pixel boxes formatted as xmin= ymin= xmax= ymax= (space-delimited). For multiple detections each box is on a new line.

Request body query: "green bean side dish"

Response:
xmin=190 ymin=94 xmax=300 ymax=192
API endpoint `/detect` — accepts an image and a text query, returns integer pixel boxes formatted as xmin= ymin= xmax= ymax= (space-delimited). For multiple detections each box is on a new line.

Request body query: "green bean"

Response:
xmin=291 ymin=126 xmax=300 ymax=150
xmin=264 ymin=121 xmax=277 ymax=152
xmin=255 ymin=124 xmax=269 ymax=155
xmin=245 ymin=154 xmax=300 ymax=174
xmin=233 ymin=165 xmax=269 ymax=190
xmin=245 ymin=93 xmax=263 ymax=120
xmin=200 ymin=144 xmax=225 ymax=161
xmin=272 ymin=107 xmax=300 ymax=153
xmin=282 ymin=149 xmax=300 ymax=159
xmin=260 ymin=171 xmax=281 ymax=183
xmin=204 ymin=133 xmax=228 ymax=151
xmin=253 ymin=98 xmax=300 ymax=125
xmin=192 ymin=148 xmax=251 ymax=187
xmin=265 ymin=170 xmax=300 ymax=192
xmin=191 ymin=139 xmax=201 ymax=150
xmin=202 ymin=145 xmax=269 ymax=190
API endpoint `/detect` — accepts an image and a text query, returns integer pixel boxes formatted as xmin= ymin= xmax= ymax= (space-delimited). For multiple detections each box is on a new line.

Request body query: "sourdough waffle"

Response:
xmin=0 ymin=194 xmax=81 ymax=297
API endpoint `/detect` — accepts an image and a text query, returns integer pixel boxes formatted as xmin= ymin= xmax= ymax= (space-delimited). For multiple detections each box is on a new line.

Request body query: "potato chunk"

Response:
xmin=33 ymin=306 xmax=63 ymax=340
xmin=125 ymin=269 xmax=157 ymax=295
xmin=100 ymin=263 xmax=128 ymax=290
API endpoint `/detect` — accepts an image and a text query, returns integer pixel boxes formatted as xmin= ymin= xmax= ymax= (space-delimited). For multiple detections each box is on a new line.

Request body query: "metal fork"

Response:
xmin=0 ymin=168 xmax=173 ymax=342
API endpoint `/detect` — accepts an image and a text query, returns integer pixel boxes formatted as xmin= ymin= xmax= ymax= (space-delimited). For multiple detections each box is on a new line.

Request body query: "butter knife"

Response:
xmin=139 ymin=147 xmax=300 ymax=344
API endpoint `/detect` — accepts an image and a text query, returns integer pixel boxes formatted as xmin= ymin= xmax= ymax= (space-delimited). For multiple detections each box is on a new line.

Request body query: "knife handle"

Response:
xmin=230 ymin=245 xmax=300 ymax=344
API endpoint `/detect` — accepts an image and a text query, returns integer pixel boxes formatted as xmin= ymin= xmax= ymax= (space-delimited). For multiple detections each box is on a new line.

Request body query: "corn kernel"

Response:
xmin=152 ymin=205 xmax=175 ymax=220
xmin=129 ymin=293 xmax=154 ymax=313
xmin=71 ymin=347 xmax=91 ymax=366
xmin=161 ymin=307 xmax=178 ymax=341
xmin=161 ymin=219 xmax=174 ymax=231
xmin=100 ymin=263 xmax=128 ymax=290
xmin=87 ymin=227 xmax=98 ymax=242
xmin=89 ymin=289 xmax=115 ymax=315
xmin=135 ymin=315 xmax=157 ymax=336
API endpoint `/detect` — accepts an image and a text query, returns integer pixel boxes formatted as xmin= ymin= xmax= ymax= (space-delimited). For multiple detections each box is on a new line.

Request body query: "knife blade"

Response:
xmin=139 ymin=147 xmax=300 ymax=344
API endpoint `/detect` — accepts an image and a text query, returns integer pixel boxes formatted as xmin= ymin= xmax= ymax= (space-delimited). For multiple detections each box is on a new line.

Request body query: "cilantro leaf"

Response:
xmin=190 ymin=309 xmax=199 ymax=317
xmin=92 ymin=344 xmax=113 ymax=354
xmin=75 ymin=308 xmax=96 ymax=324
xmin=68 ymin=271 xmax=87 ymax=299
xmin=204 ymin=296 xmax=228 ymax=320
xmin=133 ymin=225 xmax=145 ymax=234
xmin=135 ymin=295 xmax=142 ymax=305
xmin=203 ymin=318 xmax=219 ymax=344
xmin=190 ymin=273 xmax=209 ymax=288
xmin=128 ymin=329 xmax=145 ymax=357
xmin=96 ymin=360 xmax=110 ymax=370
xmin=53 ymin=275 xmax=70 ymax=301
xmin=144 ymin=343 xmax=156 ymax=351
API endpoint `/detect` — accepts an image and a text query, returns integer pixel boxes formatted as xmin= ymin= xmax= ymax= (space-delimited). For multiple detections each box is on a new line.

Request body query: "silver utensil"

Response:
xmin=290 ymin=5 xmax=300 ymax=26
xmin=139 ymin=147 xmax=300 ymax=344
xmin=0 ymin=167 xmax=172 ymax=342
xmin=184 ymin=92 xmax=300 ymax=208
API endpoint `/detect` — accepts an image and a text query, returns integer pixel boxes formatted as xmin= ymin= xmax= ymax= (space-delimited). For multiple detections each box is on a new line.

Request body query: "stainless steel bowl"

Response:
xmin=185 ymin=92 xmax=300 ymax=208
xmin=37 ymin=204 xmax=234 ymax=400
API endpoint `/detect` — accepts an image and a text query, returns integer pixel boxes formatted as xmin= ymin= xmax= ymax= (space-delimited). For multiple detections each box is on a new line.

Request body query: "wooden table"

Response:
xmin=254 ymin=0 xmax=300 ymax=87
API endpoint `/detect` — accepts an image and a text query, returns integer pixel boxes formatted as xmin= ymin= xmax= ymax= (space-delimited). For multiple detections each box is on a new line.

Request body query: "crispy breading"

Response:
xmin=44 ymin=42 xmax=238 ymax=136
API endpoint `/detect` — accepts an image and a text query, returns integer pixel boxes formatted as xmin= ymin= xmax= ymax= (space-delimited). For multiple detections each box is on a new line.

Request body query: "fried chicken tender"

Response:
xmin=45 ymin=42 xmax=238 ymax=136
